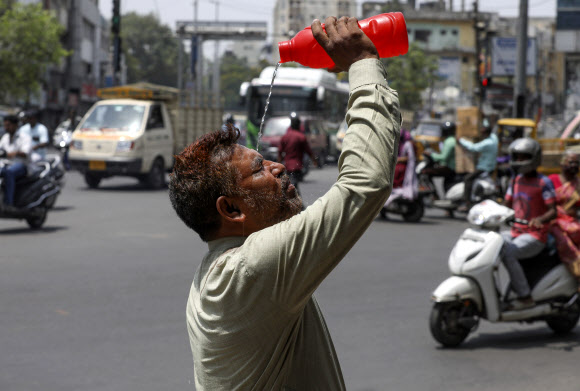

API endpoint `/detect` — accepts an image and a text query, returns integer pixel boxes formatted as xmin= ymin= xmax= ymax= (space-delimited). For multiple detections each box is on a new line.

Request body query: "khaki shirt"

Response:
xmin=187 ymin=59 xmax=401 ymax=390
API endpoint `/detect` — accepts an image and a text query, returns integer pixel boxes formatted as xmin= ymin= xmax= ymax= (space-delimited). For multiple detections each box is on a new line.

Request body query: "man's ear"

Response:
xmin=216 ymin=196 xmax=245 ymax=222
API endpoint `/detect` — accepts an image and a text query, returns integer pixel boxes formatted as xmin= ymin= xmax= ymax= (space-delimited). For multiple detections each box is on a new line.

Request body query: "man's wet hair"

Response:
xmin=169 ymin=124 xmax=244 ymax=241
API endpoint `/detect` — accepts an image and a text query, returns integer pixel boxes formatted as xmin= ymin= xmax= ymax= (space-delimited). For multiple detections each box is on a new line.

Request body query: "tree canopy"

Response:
xmin=121 ymin=12 xmax=181 ymax=87
xmin=220 ymin=53 xmax=267 ymax=110
xmin=0 ymin=0 xmax=69 ymax=102
xmin=383 ymin=42 xmax=440 ymax=110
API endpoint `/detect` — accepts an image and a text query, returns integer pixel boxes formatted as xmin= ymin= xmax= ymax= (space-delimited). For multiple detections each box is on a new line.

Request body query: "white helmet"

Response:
xmin=508 ymin=138 xmax=541 ymax=175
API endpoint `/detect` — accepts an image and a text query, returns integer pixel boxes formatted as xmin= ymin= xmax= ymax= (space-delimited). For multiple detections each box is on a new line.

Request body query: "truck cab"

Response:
xmin=69 ymin=85 xmax=177 ymax=189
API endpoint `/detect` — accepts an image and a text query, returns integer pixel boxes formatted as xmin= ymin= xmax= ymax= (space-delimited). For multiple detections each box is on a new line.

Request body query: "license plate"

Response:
xmin=89 ymin=160 xmax=106 ymax=170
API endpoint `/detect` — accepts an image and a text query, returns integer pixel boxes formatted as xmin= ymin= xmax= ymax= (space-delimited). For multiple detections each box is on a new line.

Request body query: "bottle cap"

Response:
xmin=278 ymin=41 xmax=292 ymax=64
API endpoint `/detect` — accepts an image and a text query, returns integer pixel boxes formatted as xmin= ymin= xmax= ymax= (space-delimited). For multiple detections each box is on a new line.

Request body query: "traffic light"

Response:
xmin=112 ymin=0 xmax=121 ymax=35
xmin=481 ymin=76 xmax=492 ymax=89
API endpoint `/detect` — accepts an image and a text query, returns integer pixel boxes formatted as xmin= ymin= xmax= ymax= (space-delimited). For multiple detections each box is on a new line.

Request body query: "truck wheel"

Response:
xmin=146 ymin=158 xmax=165 ymax=189
xmin=85 ymin=173 xmax=102 ymax=189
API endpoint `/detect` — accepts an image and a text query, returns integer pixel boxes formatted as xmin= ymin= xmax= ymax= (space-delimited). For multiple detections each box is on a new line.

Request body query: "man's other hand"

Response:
xmin=311 ymin=16 xmax=379 ymax=73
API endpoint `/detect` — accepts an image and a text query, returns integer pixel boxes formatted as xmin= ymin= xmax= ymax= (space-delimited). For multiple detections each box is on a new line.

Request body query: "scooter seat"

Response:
xmin=518 ymin=248 xmax=561 ymax=289
xmin=14 ymin=166 xmax=44 ymax=186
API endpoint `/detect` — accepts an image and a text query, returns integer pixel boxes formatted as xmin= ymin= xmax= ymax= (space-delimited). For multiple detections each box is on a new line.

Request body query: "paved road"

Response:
xmin=1 ymin=165 xmax=578 ymax=391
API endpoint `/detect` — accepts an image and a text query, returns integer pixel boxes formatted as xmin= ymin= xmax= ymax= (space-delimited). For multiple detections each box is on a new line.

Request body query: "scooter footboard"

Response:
xmin=432 ymin=276 xmax=483 ymax=311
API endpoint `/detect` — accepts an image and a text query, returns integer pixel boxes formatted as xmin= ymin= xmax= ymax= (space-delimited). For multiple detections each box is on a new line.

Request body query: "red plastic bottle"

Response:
xmin=278 ymin=12 xmax=409 ymax=69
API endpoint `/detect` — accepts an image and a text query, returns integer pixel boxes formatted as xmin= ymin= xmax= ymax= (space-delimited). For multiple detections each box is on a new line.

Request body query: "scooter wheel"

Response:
xmin=402 ymin=202 xmax=424 ymax=223
xmin=380 ymin=208 xmax=388 ymax=220
xmin=546 ymin=302 xmax=580 ymax=335
xmin=429 ymin=302 xmax=472 ymax=347
xmin=26 ymin=206 xmax=48 ymax=230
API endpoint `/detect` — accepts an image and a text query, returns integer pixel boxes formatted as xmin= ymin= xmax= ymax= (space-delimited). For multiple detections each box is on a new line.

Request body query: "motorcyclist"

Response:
xmin=501 ymin=138 xmax=557 ymax=310
xmin=0 ymin=115 xmax=32 ymax=212
xmin=423 ymin=121 xmax=456 ymax=190
xmin=18 ymin=110 xmax=49 ymax=162
xmin=457 ymin=123 xmax=498 ymax=212
xmin=277 ymin=112 xmax=317 ymax=197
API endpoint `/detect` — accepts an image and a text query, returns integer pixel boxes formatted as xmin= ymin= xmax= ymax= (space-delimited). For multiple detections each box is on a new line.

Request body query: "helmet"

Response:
xmin=508 ymin=138 xmax=541 ymax=174
xmin=289 ymin=112 xmax=300 ymax=130
xmin=441 ymin=121 xmax=456 ymax=138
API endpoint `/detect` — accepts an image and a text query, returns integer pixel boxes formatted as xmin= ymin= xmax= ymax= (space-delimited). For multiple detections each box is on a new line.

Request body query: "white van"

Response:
xmin=69 ymin=84 xmax=222 ymax=189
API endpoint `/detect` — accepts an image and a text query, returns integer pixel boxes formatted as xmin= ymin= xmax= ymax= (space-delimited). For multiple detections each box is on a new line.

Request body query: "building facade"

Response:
xmin=360 ymin=0 xmax=566 ymax=117
xmin=17 ymin=0 xmax=110 ymax=129
xmin=555 ymin=0 xmax=580 ymax=120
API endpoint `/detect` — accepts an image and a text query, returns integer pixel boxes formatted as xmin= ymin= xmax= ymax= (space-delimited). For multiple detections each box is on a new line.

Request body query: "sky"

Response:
xmin=99 ymin=0 xmax=558 ymax=39
xmin=97 ymin=0 xmax=558 ymax=59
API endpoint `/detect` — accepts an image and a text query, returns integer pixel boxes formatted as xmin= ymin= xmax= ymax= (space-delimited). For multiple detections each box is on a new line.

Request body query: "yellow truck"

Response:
xmin=69 ymin=83 xmax=223 ymax=188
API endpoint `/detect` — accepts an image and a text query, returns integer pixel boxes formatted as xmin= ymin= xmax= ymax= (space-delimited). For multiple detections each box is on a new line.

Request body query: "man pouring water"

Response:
xmin=169 ymin=16 xmax=401 ymax=390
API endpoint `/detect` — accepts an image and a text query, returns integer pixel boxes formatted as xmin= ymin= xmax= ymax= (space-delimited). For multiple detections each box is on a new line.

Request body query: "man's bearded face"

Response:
xmin=242 ymin=172 xmax=302 ymax=226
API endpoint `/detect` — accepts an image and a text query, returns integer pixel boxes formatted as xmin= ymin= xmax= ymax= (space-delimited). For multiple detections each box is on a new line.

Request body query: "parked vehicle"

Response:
xmin=0 ymin=153 xmax=60 ymax=229
xmin=69 ymin=83 xmax=223 ymax=189
xmin=430 ymin=200 xmax=579 ymax=347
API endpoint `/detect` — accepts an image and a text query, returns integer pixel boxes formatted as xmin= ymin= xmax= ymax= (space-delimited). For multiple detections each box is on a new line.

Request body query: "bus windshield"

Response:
xmin=247 ymin=86 xmax=317 ymax=125
xmin=80 ymin=104 xmax=146 ymax=133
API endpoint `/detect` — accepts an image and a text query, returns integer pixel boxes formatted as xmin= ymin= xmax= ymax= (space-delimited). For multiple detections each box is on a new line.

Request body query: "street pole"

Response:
xmin=513 ymin=0 xmax=528 ymax=118
xmin=473 ymin=0 xmax=482 ymax=115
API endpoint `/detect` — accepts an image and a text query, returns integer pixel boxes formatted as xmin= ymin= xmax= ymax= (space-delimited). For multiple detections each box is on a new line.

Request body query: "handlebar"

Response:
xmin=506 ymin=216 xmax=529 ymax=226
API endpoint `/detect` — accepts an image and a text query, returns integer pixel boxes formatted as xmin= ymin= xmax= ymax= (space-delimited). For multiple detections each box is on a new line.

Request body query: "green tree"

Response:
xmin=121 ymin=12 xmax=180 ymax=87
xmin=383 ymin=42 xmax=440 ymax=110
xmin=0 ymin=0 xmax=69 ymax=102
xmin=219 ymin=53 xmax=267 ymax=110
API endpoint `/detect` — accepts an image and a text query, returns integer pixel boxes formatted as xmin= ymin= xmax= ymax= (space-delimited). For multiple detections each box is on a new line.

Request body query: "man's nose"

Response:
xmin=267 ymin=160 xmax=286 ymax=177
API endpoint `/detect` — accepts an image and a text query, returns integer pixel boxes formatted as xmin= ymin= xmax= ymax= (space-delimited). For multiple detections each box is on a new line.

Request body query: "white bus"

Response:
xmin=240 ymin=66 xmax=349 ymax=158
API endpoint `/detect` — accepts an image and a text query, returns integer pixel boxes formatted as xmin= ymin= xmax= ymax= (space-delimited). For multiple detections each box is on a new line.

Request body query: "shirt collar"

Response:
xmin=207 ymin=236 xmax=247 ymax=253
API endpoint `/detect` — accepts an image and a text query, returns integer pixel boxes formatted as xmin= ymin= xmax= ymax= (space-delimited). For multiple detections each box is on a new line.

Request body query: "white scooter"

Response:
xmin=429 ymin=200 xmax=579 ymax=347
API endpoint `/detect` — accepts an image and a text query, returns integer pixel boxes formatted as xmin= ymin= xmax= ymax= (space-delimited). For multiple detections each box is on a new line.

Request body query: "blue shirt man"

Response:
xmin=459 ymin=130 xmax=498 ymax=172
xmin=458 ymin=126 xmax=498 ymax=210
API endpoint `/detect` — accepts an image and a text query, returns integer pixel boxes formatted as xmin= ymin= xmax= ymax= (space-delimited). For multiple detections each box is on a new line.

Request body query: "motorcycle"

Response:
xmin=381 ymin=165 xmax=425 ymax=223
xmin=380 ymin=193 xmax=425 ymax=222
xmin=52 ymin=118 xmax=74 ymax=170
xmin=0 ymin=152 xmax=60 ymax=229
xmin=417 ymin=153 xmax=499 ymax=216
xmin=429 ymin=200 xmax=579 ymax=347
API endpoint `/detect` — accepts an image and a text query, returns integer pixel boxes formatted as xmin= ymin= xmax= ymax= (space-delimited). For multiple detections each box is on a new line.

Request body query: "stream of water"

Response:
xmin=256 ymin=62 xmax=281 ymax=152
